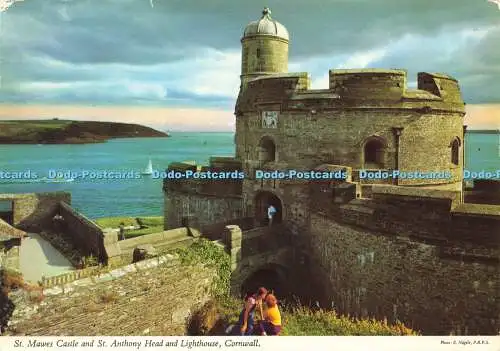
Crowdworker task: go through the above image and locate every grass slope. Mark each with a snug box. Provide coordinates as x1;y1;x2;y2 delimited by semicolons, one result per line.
94;216;164;238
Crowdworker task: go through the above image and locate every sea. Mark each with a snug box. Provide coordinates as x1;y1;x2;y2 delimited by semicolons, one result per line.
0;132;498;219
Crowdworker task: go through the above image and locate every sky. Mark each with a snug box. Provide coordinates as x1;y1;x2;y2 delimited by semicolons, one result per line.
0;0;499;131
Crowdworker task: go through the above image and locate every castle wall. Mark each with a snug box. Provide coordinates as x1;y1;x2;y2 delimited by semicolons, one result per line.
8;254;216;335
242;179;310;236
307;213;498;334
58;202;107;263
0;218;26;239
236;70;465;192
241;36;288;77
304;185;499;335
163;159;244;231
329;69;407;100
397;112;463;187
0;192;71;232
117;228;194;263
239;109;463;187
165;191;243;230
0;245;20;272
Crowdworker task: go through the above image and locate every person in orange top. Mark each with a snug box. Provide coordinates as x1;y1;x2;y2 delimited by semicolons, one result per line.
257;294;282;335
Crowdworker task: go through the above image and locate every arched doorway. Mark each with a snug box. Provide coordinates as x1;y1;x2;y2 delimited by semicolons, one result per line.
363;136;386;169
254;191;282;226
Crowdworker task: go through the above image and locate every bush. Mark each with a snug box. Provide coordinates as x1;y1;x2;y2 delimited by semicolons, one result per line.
281;306;418;336
1;269;45;305
187;301;224;335
175;239;231;299
1;269;25;294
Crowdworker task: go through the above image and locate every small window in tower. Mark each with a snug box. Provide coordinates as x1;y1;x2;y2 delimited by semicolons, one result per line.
259;136;276;163
256;48;261;58
451;137;460;165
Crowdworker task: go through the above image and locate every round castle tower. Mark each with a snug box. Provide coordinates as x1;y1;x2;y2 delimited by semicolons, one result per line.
236;7;466;201
240;8;289;87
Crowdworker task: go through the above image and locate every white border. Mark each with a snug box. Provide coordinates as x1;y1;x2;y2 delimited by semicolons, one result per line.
0;336;498;351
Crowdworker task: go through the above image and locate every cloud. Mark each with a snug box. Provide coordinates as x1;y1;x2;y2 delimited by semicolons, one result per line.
0;0;498;107
307;49;388;89
0;104;236;131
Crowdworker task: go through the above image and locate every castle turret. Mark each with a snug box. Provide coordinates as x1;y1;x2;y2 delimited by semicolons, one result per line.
240;7;289;87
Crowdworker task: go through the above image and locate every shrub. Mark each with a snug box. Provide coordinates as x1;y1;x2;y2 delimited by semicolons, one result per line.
1;269;25;294
175;239;231;299
281;306;418;336
187;300;222;335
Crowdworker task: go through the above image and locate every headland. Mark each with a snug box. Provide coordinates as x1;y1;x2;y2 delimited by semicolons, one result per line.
0;120;169;144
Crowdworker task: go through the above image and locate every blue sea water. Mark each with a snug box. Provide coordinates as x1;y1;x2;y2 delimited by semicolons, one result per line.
464;133;499;173
0;133;235;219
0;132;497;219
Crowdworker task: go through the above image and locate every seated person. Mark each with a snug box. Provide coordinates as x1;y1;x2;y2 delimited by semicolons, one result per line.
237;292;257;335
254;287;269;322
257;294;282;336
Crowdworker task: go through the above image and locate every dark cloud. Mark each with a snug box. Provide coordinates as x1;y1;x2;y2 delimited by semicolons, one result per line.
0;0;498;106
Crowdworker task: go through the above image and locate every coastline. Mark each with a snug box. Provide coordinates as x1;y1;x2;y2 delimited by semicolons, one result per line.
0;120;169;145
0;135;170;145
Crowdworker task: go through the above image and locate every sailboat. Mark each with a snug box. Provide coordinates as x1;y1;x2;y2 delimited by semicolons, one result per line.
141;158;154;175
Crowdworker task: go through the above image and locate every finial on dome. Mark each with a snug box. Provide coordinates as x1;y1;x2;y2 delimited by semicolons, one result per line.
262;7;271;17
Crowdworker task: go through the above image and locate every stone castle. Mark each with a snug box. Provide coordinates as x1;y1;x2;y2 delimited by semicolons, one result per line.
166;7;467;230
0;7;498;336
164;8;499;335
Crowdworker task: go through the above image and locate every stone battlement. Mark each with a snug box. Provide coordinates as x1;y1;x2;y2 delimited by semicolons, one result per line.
7;251;216;336
0;192;71;232
312;183;500;253
163;157;243;197
237;69;465;113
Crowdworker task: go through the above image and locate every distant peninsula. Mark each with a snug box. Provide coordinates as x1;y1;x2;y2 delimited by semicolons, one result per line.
0;119;169;144
466;129;500;134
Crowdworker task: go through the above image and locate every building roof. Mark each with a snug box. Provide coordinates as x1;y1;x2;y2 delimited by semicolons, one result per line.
243;8;289;41
0;218;26;240
0;233;18;242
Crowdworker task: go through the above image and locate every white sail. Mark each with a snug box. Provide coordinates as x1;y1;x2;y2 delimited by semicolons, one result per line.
142;159;153;175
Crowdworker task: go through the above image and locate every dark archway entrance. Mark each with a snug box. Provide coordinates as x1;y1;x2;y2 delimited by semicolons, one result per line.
363;136;386;169
254;191;282;227
240;266;288;300
0;200;14;225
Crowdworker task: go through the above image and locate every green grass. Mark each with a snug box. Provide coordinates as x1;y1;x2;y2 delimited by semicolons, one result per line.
280;306;417;335
180;240;418;336
94;216;164;238
124;227;164;238
94;217;138;228
137;217;164;227
211;296;418;336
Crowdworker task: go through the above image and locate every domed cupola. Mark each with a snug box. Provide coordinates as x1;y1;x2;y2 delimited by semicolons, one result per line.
243;7;289;41
239;8;289;86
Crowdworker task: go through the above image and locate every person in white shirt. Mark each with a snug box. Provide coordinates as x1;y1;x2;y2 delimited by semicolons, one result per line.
267;205;277;226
